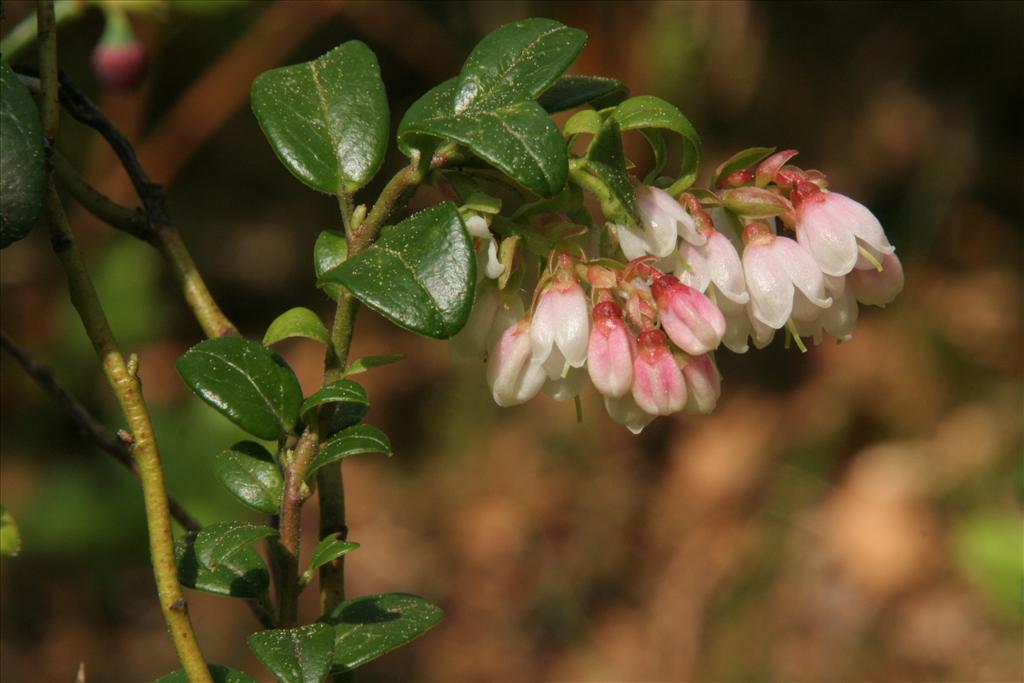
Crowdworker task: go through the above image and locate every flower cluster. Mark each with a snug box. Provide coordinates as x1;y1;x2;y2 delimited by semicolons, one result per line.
452;150;903;433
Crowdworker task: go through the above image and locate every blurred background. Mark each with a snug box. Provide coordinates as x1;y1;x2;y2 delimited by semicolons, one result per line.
1;1;1021;681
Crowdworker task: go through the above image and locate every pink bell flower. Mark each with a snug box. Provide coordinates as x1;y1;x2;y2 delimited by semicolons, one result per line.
794;183;895;277
742;224;832;330
681;354;721;415
530;265;590;370
632;330;686;415
587;301;635;398
487;320;546;407
849;252;904;306
651;275;726;355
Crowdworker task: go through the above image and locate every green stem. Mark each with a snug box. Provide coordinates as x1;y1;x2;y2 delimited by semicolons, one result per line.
52;152;150;239
154;227;238;339
277;427;320;627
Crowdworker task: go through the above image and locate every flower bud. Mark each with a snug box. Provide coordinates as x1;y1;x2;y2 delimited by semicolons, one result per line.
651;275;726;355
681;354;721;415
486;320;545;407
91;12;147;90
587;301;635;398
632;329;686;415
530;258;590;368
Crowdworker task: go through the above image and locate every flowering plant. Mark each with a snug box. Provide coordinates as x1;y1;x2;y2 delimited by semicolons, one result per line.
0;9;901;682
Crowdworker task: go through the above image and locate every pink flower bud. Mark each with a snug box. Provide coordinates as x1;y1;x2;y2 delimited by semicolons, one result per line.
795;186;895;277
587;301;635;398
92;40;147;90
651;275;726;355
681;354;721;415
632;330;686;415
486;320;545;407
530;274;590;369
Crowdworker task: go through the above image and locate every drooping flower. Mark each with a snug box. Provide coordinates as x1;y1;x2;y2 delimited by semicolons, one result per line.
464;214;504;280
794;183;895;277
487;319;546;407
450;281;525;360
632;329;686;415
681;354;721;415
604;394;656;434
530;255;590;370
849;252;904;306
587;301;635;398
651;275;726;355
742;223;832;330
615;186;705;261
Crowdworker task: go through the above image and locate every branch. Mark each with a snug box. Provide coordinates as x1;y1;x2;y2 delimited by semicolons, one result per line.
1;331;201;533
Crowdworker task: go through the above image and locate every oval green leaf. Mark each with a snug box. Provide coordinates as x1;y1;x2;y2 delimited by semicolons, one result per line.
307;425;391;480
214;441;284;514
195;522;277;570
307;534;360;574
153;665;257;683
248;624;335;683
585;119;638;223
0;63;45;249
176;337;303;440
454;18;586;113
251;41;388;194
320;593;444;673
320;202;476;338
314;230;347;302
300;379;368;420
610;95;701;194
263;307;330;347
175;531;270;599
538;75;628;113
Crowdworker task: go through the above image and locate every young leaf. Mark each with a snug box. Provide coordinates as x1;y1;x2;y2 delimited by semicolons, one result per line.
214;442;283;514
320;593;444;673
343;354;404;377
306;425;391;480
300;379;368;420
454;18;586;112
0;506;20;557
307;534;360;574
248;624;335;683
263;307;330;347
538;75;628;113
153;664;257;683
251;41;388;194
195;522;277;570
713;146;776;188
175;532;270;599
585;119;638;222
314;230;347;302
0;63;45;249
610;95;701;194
320;202;476;339
176;337;303;440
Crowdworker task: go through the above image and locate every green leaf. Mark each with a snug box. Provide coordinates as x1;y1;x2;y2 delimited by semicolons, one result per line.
538;75;628;113
176;337;303;440
610;95;701;194
251;41;388;194
300;379;368;422
0;63;45;249
264;307;330;347
307;534;360;574
585;119;638;222
153;665;257;683
343;354;404;377
563;109;602;138
307;425;391;480
314;230;348;302
320;202;476;339
248;624;335;683
639;129;667;184
0;506;21;557
454;18;586;113
213;441;284;514
175;532;270;598
195;521;277;570
321;593;444;673
402;98;568;197
712;146;775;188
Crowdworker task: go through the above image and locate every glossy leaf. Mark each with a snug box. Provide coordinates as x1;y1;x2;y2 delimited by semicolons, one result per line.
343;354;404;376
213;441;284;514
153;665;257;683
263;307;330;347
175;532;270;599
0;63;45;249
321;593;444;673
563;109;602;138
0;506;20;557
454;18;586;112
306;425;392;480
402;97;568;197
538;75;628;113
195;522;277;570
610;95;701;194
713;146;775;188
251;41;388;193
314;230;348;301
320;202;476;339
248;624;335;683
585;119;638;223
300;379;368;420
307;534;360;573
176;337;303;440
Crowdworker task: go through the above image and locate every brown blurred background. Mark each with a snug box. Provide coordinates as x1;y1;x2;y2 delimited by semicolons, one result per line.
1;2;1021;681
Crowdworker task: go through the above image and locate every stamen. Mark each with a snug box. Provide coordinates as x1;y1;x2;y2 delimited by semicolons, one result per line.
561;361;571;379
858;246;884;272
786;319;808;353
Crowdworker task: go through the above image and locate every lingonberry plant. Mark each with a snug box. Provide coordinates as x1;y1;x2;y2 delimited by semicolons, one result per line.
0;6;903;682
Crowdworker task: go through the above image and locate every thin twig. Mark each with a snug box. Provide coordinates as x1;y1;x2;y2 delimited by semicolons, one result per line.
1;331;202;533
